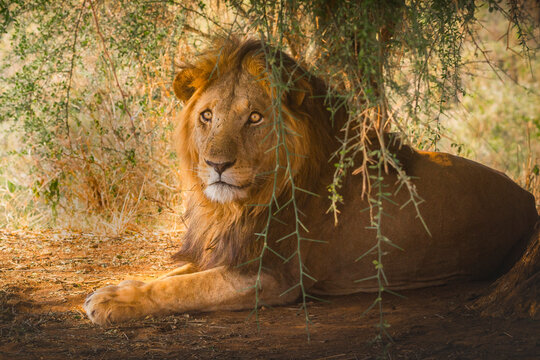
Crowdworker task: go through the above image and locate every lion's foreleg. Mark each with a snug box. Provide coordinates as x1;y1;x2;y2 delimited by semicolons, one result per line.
84;266;291;325
157;262;199;280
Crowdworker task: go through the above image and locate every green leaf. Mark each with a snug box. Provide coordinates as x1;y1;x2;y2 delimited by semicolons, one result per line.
7;181;16;193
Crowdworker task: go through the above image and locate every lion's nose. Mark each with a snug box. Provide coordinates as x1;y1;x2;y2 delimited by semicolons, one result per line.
205;159;236;175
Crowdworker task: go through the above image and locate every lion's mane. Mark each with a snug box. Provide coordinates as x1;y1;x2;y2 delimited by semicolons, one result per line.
172;38;337;271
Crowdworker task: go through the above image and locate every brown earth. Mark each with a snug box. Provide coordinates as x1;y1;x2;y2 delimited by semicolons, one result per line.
0;229;538;360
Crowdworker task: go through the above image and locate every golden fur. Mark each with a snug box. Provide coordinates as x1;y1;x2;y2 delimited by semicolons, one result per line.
83;38;538;326
172;38;334;270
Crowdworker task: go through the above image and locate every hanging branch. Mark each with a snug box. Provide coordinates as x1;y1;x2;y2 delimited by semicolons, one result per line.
65;0;88;150
89;0;136;136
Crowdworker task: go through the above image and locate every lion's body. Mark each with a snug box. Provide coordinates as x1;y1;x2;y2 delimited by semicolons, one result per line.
307;149;537;294
84;38;538;325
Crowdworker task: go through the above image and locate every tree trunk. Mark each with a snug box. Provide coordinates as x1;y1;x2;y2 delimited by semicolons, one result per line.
473;223;540;319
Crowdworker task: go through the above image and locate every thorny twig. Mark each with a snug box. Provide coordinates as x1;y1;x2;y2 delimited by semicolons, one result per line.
65;0;88;149
90;0;136;137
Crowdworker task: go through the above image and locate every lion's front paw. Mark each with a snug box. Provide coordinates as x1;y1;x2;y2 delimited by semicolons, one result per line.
84;280;151;325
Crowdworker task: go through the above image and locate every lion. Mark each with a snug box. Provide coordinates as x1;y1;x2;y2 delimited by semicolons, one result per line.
84;38;538;325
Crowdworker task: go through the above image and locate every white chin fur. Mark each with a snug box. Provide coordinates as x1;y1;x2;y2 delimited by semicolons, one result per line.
204;184;246;203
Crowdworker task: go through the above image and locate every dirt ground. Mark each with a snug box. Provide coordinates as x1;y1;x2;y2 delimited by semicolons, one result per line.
0;229;538;360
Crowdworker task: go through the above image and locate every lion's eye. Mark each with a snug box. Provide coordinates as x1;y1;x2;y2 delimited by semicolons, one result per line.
200;110;213;123
248;111;263;125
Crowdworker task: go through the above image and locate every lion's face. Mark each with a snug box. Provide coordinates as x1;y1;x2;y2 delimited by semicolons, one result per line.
183;71;274;203
173;39;326;207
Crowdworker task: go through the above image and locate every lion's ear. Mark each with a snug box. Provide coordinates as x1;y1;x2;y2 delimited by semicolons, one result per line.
288;77;311;107
289;89;306;107
173;68;198;102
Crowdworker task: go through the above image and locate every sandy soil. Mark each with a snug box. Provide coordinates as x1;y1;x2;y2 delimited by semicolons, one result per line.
0;229;538;359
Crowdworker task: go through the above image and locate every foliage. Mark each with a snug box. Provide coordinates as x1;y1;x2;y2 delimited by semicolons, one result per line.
0;0;186;231
0;0;538;349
